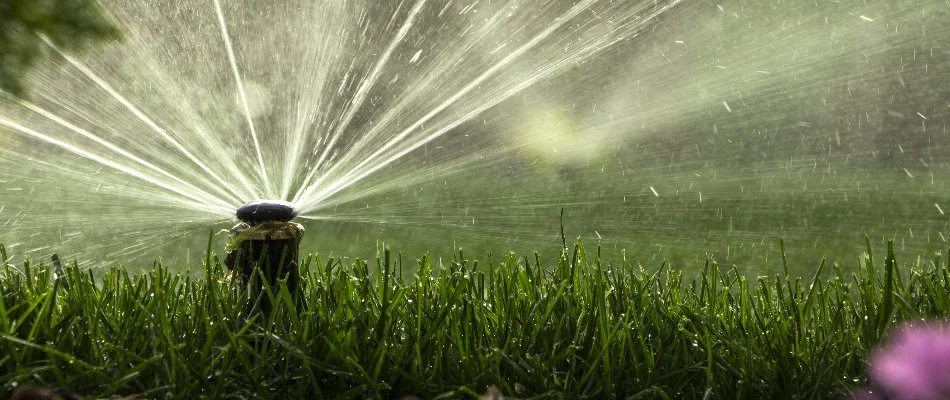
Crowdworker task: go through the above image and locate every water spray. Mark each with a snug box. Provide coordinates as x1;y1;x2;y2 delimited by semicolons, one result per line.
225;200;304;309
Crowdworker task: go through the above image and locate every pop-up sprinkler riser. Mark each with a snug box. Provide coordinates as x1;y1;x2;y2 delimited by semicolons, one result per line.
225;200;304;309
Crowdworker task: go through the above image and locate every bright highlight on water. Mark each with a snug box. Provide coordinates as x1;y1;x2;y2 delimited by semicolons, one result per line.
0;0;947;270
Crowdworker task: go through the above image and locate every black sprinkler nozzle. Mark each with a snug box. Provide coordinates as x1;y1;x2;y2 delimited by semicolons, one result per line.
236;200;297;224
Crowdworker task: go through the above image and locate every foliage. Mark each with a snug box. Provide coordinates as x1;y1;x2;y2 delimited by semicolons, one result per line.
0;0;120;96
0;240;948;399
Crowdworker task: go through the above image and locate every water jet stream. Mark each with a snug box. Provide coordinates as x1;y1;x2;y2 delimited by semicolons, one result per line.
16;99;240;207
212;0;273;199
52;45;253;205
292;0;683;213
292;0;429;201
0;117;232;214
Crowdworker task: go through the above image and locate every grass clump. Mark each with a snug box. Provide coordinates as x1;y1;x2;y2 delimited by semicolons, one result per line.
0;240;948;399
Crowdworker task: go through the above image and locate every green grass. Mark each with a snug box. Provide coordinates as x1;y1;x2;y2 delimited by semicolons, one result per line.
0;239;948;399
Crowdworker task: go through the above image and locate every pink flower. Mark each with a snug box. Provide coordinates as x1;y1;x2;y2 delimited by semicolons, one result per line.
865;322;950;400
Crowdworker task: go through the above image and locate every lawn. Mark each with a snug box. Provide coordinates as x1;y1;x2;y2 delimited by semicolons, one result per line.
1;239;946;399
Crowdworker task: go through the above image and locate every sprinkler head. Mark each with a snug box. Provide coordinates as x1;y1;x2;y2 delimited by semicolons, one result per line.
236;200;297;224
227;199;305;313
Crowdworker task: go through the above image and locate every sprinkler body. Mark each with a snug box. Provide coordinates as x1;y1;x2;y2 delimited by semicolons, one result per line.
225;200;304;311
